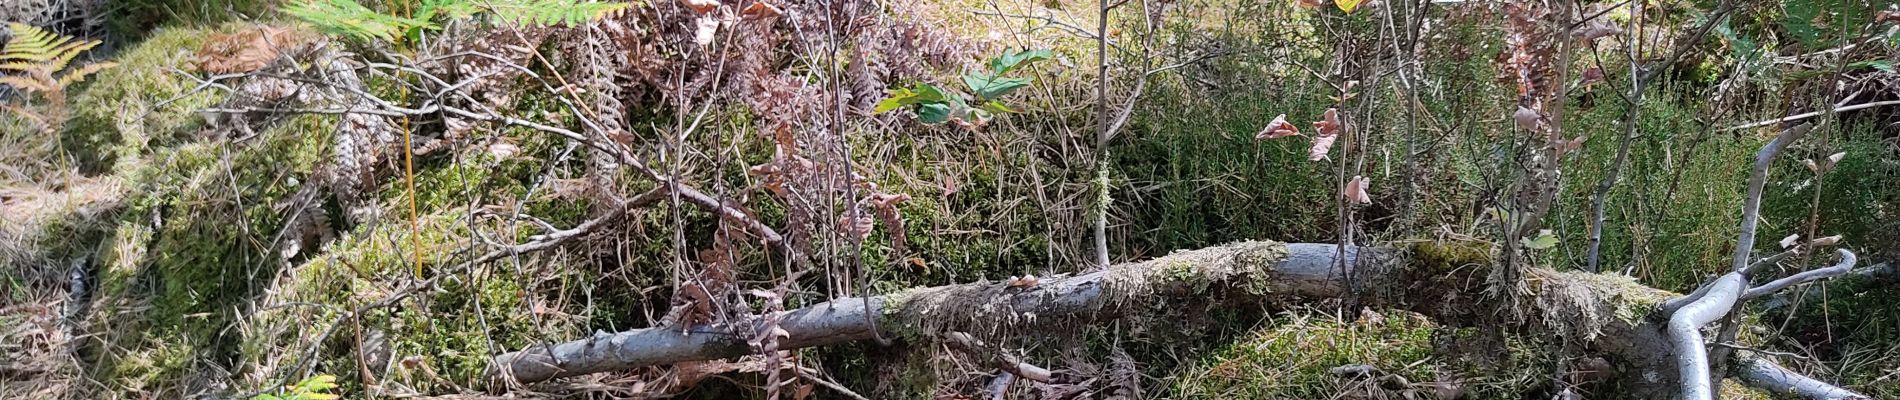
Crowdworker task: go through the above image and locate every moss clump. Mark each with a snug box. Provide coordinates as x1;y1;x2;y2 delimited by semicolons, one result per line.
1409;240;1493;274
1170;309;1504;399
64;23;265;175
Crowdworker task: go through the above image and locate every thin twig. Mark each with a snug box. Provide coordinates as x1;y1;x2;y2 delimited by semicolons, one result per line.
1722;100;1900;131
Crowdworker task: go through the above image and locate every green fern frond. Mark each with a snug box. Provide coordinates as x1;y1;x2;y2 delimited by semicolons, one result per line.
479;0;631;27
285;0;428;42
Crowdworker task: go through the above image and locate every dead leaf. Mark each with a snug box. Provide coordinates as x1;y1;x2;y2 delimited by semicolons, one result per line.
694;15;720;47
741;1;783;18
1344;176;1371;205
1514;106;1541;130
194;26;304;74
1312;108;1342;136
681;0;721;13
869;192;911;208
486;141;519;159
1255;113;1300;140
839;214;874;240
1296;0;1327;8
1308;134;1337;161
1812;151;1847;173
907;257;928;271
1554;135;1585;156
1334;0;1363;14
1308;108;1342;161
1579;67;1605;86
1007;274;1040;289
1574;23;1622;42
793;382;815;400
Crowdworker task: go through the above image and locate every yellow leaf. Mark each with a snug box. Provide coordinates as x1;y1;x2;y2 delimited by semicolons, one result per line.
1335;0;1362;13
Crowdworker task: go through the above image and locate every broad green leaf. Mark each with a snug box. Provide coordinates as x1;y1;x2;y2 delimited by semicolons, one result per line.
916;103;953;124
989;48;1053;74
1782;0;1822;46
873;84;949;113
873;97;907;113
873;88;917;113
1520;229;1559;250
963;74;1033;101
967;108;993;123
1335;0;1363;13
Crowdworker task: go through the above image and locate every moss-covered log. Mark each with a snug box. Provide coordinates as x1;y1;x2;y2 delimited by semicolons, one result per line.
486;240;1863;398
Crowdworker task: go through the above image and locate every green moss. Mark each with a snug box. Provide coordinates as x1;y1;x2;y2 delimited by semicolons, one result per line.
107;0;274;41
1169;309;1489;399
1410;240;1493;274
83;103;329;395
64;24;263;175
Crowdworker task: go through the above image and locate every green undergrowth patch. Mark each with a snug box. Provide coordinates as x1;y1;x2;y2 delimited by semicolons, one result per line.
1774;282;1900;398
107;0;276;42
61;22;325;397
1550;85;1760;291
65;23;260;176
84;112;325;397
1166;308;1539;399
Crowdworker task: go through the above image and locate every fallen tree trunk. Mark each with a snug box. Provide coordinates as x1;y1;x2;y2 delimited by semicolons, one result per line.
486;241;1864;398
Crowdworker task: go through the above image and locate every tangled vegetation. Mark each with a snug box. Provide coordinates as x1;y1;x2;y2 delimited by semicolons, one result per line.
2;0;1898;398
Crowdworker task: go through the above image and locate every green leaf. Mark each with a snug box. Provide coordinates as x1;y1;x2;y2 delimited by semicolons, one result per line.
286;0;422;42
873;84;949;113
963;73;1033;101
873;97;908;113
979;101;1018;114
873;88;917;113
1520;229;1559;250
1782;0;1823;46
988;48;1052;74
1850;59;1896;73
916;103;953;124
1335;0;1363;13
302;375;338;391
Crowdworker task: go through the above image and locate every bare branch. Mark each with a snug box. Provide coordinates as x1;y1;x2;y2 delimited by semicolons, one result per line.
1723;100;1900;132
1733;354;1868;400
1731;123;1812;273
1666;272;1747;400
943;332;1053;383
1744;249;1857;300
